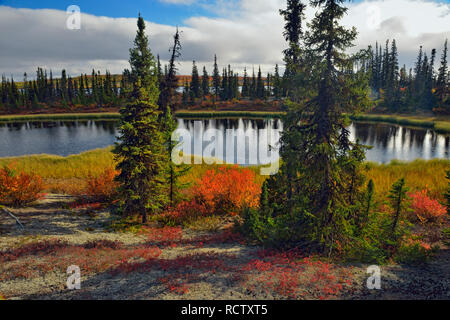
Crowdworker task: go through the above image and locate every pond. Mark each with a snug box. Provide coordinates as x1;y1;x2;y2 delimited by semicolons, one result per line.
0;118;448;164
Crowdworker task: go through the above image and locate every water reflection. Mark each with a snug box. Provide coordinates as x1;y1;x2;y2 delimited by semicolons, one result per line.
350;122;449;163
0;119;448;163
0;120;118;157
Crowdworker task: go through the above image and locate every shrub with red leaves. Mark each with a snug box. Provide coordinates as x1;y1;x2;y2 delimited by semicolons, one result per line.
162;166;261;223
0;164;45;207
409;187;446;223
84;167;119;202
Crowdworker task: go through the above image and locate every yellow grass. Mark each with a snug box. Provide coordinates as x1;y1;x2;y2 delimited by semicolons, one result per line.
364;159;450;199
0;147;448;198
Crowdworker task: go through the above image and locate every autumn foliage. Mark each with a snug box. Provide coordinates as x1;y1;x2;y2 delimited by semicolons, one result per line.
84;167;119;202
0;164;45;207
163;166;260;223
409;187;446;223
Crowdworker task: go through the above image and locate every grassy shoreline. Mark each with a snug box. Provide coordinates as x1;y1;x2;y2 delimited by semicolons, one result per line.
0;147;448;198
1;111;449;133
350;114;450;134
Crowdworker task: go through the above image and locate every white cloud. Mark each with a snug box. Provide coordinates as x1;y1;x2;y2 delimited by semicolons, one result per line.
0;0;448;79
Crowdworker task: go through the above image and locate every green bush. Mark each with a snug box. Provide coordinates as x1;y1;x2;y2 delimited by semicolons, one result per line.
394;243;434;265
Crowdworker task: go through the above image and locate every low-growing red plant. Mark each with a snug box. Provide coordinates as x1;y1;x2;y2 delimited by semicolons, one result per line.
143;226;183;245
409;187;446;223
238;249;353;300
0;239;162;282
0;164;45;207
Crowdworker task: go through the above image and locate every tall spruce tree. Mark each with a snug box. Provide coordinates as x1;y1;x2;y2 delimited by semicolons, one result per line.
261;0;371;249
201;66;209;98
159;27;181;110
242;67;249;98
280;0;306;77
436;39;448;111
190;60;201;99
212;55;221;99
256;66;265;99
113;14;167;223
163;106;191;207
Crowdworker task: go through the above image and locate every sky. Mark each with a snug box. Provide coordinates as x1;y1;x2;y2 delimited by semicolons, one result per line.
0;0;449;79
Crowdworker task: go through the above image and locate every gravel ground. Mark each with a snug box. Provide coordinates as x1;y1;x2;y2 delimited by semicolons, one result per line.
0;195;449;300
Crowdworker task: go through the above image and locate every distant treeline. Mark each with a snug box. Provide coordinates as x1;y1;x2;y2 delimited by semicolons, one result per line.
362;39;449;113
0;39;448;114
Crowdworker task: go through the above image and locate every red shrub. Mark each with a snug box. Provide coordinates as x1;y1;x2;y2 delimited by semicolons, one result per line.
163;167;260;223
409;187;446;223
192;166;260;216
0;164;45;207
84;167;119;202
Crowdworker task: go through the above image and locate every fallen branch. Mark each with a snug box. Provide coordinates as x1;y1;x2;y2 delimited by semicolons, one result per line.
0;206;25;230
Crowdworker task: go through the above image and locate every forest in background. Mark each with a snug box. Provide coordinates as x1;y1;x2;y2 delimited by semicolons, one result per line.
0;39;448;115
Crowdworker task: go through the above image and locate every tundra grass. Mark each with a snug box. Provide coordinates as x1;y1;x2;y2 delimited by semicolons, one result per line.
0;147;448;198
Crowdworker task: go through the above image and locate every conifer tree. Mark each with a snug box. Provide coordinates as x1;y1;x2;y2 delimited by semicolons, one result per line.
261;0;371;249
201;66;209;98
280;0;306;78
388;178;409;235
212;55;221;99
163;106;191;207
273;64;281;99
256;66;264;99
436;39;448;110
159;27;181;110
242;67;249;98
113;14;167;223
190;60;201;99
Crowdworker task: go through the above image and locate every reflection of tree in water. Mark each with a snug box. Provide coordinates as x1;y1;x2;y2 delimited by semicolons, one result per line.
353;123;397;149
408;128;426;150
445;137;450;157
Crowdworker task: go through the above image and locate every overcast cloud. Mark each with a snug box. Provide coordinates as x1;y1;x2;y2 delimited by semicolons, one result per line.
0;0;449;79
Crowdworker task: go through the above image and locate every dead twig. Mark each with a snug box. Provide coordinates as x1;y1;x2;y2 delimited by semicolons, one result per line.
0;206;25;230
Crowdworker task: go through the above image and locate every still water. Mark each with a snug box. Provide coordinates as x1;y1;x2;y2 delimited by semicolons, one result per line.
0;119;448;163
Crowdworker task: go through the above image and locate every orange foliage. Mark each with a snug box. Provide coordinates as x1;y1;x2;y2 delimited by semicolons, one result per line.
0;164;45;207
192;166;260;216
409;187;446;224
84;167;119;202
163;166;260;223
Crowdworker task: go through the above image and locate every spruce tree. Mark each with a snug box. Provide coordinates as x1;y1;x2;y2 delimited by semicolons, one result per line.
262;0;371;249
273;64;281;99
280;0;306;77
159;27;181;110
201;66;209;98
242;67;249;98
256;66;264;99
212;55;221;99
113;14;167;223
388;178;409;235
164;106;191;207
190;60;201;99
436;39;448;110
